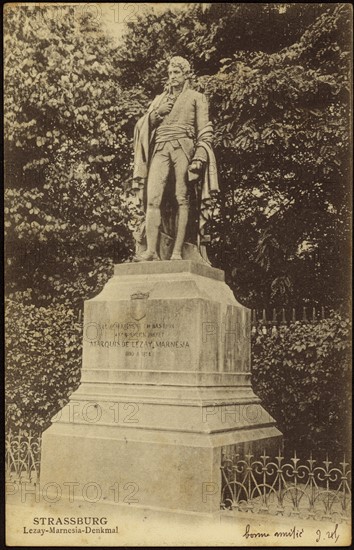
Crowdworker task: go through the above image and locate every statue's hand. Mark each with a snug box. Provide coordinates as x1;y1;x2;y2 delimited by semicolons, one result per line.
156;100;173;117
189;159;203;173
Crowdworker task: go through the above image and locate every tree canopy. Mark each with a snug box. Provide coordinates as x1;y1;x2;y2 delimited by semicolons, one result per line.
116;2;351;309
4;5;142;307
5;3;351;310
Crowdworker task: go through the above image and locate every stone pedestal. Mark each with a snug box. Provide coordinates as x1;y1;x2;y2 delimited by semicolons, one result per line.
41;261;281;515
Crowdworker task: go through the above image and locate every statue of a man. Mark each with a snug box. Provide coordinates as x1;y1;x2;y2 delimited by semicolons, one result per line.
131;56;219;262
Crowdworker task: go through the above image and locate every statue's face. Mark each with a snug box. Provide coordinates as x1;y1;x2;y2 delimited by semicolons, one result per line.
168;65;187;88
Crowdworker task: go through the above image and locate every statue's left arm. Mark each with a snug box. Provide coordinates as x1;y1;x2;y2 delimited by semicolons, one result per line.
192;93;213;165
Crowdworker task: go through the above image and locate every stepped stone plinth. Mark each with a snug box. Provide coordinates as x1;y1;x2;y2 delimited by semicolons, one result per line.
41;261;281;515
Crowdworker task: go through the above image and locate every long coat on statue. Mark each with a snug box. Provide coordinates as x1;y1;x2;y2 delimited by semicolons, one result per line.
130;80;219;263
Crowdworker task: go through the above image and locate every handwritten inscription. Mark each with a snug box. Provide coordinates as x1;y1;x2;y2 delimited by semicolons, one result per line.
243;523;341;544
243;523;304;539
316;524;340;543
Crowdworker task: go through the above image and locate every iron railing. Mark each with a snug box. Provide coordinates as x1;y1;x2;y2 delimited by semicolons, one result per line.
221;451;351;522
250;306;331;335
5;430;41;484
251;306;328;326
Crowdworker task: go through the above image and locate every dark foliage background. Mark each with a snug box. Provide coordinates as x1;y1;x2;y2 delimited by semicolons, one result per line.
252;312;351;458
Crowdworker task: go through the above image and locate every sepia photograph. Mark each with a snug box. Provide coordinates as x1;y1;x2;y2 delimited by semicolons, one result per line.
4;2;352;546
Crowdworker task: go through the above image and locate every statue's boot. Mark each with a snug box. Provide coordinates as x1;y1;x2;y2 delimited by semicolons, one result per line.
133;250;160;262
133;206;161;262
171;205;189;260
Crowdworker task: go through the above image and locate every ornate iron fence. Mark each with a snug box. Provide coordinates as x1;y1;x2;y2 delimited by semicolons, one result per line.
5;430;41;484
221;451;351;522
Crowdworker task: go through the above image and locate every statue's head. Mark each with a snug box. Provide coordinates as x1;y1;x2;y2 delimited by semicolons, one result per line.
168;56;191;88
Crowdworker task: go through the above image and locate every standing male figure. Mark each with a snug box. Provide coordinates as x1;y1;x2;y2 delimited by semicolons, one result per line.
132;56;218;262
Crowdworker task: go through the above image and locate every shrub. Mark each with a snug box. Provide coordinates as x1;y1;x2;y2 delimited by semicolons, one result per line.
5;293;82;433
251;311;351;457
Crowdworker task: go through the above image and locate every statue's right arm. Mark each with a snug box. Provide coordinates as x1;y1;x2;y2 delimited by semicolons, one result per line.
149;109;162;128
148;95;164;128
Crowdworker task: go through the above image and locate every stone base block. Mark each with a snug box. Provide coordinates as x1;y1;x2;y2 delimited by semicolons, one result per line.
40;422;281;514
